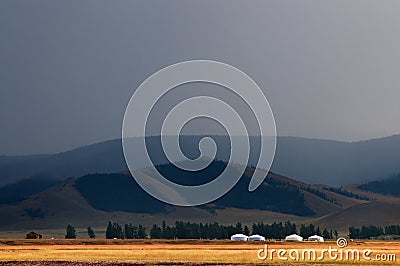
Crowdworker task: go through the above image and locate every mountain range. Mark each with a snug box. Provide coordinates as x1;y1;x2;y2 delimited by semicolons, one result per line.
0;135;400;237
1;135;400;186
0;160;400;236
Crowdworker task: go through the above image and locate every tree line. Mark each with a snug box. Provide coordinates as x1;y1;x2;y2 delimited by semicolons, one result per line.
323;187;370;201
64;222;148;239
64;221;339;239
150;221;248;239
149;221;337;240
349;224;400;239
106;222;147;239
64;222;400;240
358;173;400;197
252;221;338;240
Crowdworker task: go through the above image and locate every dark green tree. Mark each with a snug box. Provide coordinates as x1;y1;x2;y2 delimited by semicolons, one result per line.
105;221;124;239
65;224;76;239
114;223;124;239
300;224;307;238
124;223;137;239
243;225;250;236
150;224;162;239
385;225;400;235
235;222;243;234
175;221;185;239
163;225;175;239
189;222;200;239
309;224;315;236
322;228;330;239
333;230;338;239
137;225;147;239
87;226;95;238
349;226;360;239
283;221;297;235
300;223;316;238
106;221;114;239
161;221;167;238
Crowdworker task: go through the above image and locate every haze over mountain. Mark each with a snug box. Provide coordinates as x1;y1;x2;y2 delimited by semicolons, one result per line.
0;135;400;186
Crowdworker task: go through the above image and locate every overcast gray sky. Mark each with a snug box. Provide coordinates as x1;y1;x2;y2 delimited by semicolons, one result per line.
1;0;400;155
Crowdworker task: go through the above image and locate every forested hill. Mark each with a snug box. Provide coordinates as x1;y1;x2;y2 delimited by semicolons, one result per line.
358;173;400;197
74;161;314;216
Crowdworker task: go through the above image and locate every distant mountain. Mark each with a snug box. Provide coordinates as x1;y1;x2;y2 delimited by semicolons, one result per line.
0;154;49;166
273;135;400;185
358;173;400;197
1;134;400;186
0;139;126;186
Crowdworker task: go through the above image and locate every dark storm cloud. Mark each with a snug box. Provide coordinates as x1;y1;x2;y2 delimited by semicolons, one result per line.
0;0;399;155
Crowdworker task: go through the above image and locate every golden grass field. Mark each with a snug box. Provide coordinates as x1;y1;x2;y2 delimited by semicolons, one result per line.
0;239;399;265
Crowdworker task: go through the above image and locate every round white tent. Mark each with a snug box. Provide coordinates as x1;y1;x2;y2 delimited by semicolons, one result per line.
285;234;303;242
230;234;248;241
308;235;324;242
248;234;266;241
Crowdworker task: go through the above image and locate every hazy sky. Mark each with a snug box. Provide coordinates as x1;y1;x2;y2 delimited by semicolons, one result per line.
1;0;400;155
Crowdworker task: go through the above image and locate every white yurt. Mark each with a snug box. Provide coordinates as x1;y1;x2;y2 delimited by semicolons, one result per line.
248;234;266;241
308;235;324;242
230;234;248;241
285;234;303;242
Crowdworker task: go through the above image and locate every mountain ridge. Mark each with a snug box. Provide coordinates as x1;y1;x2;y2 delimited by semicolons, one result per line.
1;158;400;235
1;135;400;186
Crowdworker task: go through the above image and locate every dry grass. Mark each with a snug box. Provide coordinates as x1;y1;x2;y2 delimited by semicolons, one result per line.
0;239;398;264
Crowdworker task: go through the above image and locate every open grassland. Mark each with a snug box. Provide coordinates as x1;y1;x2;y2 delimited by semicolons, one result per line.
0;239;399;265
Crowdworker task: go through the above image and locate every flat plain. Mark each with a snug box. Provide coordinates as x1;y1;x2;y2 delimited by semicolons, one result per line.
0;239;399;265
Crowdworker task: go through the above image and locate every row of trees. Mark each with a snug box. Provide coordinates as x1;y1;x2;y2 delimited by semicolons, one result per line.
65;222;148;239
252;221;296;239
65;221;339;240
300;224;338;240
62;222;400;240
150;221;247;239
105;222;147;239
252;221;338;240
148;221;338;240
64;222;400;240
349;225;400;239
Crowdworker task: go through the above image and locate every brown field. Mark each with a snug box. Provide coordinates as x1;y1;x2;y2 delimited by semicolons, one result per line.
0;239;399;265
